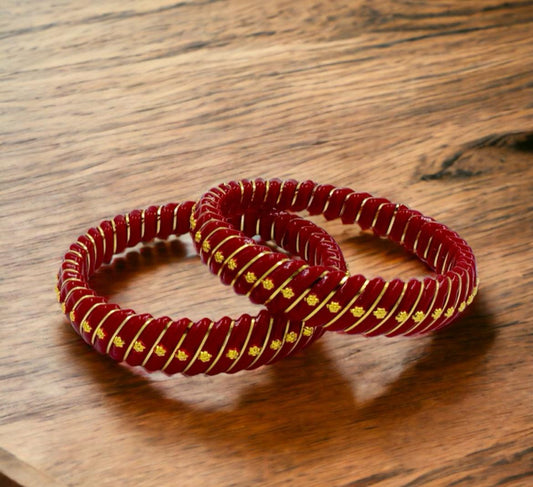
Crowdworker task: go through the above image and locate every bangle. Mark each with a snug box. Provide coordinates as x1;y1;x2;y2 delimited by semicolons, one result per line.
56;203;347;376
192;179;478;336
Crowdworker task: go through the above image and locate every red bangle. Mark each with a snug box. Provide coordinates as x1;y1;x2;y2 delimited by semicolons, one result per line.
192;179;479;336
56;203;347;376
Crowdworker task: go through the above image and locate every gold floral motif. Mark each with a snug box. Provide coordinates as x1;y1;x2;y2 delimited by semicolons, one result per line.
113;336;125;348
55;286;61;301
189;209;196;229
214;251;224;263
202;240;211;253
458;301;466;312
69;311;76;322
305;294;319;306
81;321;92;333
262;279;274;290
194;231;202;243
245;272;257;284
303;326;313;336
431;308;443;320
350;306;365;318
467;294;474;305
395;311;409;323
281;287;295;299
444;307;455;318
227;258;237;270
327;301;341;313
61;302;66;313
248;346;261;357
412;311;426;323
176;350;189;361
286;331;298;343
269;339;282;350
199;350;212;362
226;349;239;360
373;307;387;319
96;328;106;339
133;341;145;353
154;344;166;357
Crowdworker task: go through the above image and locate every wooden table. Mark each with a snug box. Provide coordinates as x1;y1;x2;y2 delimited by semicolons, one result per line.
2;1;532;486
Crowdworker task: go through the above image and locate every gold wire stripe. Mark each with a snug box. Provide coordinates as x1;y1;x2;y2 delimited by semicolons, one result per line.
123;317;154;362
161;321;194;371
85;232;98;271
62;258;81;268
67;248;84;260
264;180;271;202
111;218;117;255
246;258;290;297
76;240;92;276
422;234;434;262
248;316;274;369
156;205;162;237
385;204;401;237
105;314;135;355
230;251;267;286
364;281;410;335
275;181;285;206
338;191;356;221
303;238;310;262
63;285;89;305
371;202;387;230
301;275;348;322
417;275;454;334
354;197;372;224
432;242;444;272
59;277;84;292
344;281;391;333
321;187;338;215
140;209;146;240
78;302;107;335
383;280;425;336
412;228;423;256
399;214;417;246
182;322;215;374
238;180;245;205
441;251;451;274
266;319;291;364
202;227;237;264
172;204;180;234
125;213;131;245
141;318;174;367
204;320;236;374
403;279;442;335
283;270;329;313
70;294;96;315
322;279;370;329
98;226;106;261
226;318;255;373
269;218;277;242
216;241;252;277
290;182;302;208
90;308;120;345
263;265;309;305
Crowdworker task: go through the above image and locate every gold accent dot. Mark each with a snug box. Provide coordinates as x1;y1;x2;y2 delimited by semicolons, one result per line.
412;311;426;323
214;251;224;263
202;240;211;253
445;307;455;318
303;326;313;337
286;331;298;343
133;341;146;353
431;308;443;320
395;311;408;323
113;336;125;348
248;346;261;357
281;287;295;299
373;307;387;319
245;272;257;283
270;340;282;350
262;279;274;290
227;258;237;270
458;301;466;312
226;349;239;360
305;294;319;306
194;231;202;243
176;350;189;361
96;328;106;339
81;321;92;333
350;306;365;318
199;350;212;362
154;344;166;357
327;301;341;313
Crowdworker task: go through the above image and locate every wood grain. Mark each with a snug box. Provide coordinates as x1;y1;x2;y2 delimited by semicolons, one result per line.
1;1;532;486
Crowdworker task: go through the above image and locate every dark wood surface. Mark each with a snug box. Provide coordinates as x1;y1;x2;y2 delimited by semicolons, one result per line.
1;1;532;486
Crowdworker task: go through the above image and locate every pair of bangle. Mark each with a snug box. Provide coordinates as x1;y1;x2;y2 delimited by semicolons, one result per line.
57;179;478;376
